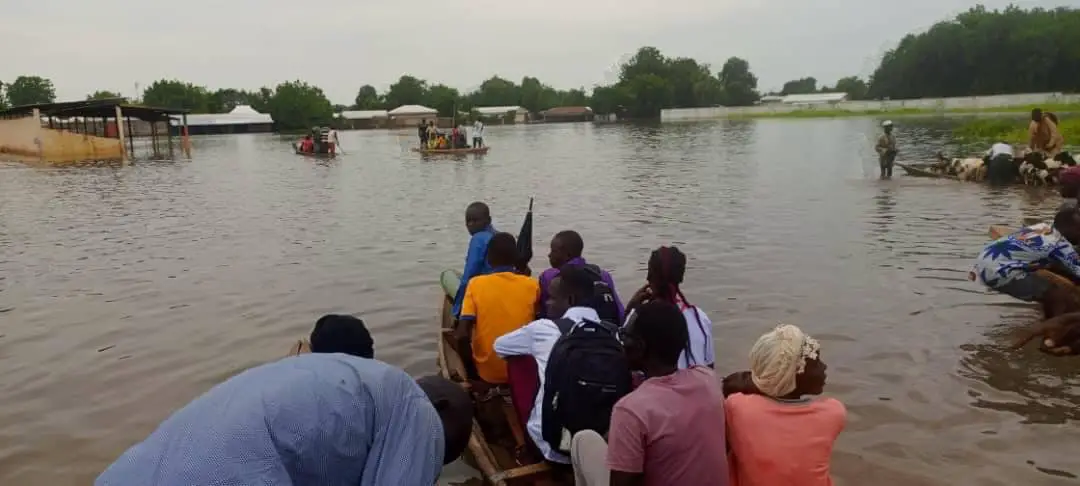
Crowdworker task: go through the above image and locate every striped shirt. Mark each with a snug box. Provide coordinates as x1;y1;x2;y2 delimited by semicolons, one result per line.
96;354;444;486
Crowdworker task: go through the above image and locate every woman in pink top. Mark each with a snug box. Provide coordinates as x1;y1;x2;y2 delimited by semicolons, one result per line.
723;324;846;486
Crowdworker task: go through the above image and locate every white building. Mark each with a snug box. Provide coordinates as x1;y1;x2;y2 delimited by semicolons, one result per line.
473;105;528;124
337;110;389;129
170;105;274;135
387;105;439;127
781;92;849;105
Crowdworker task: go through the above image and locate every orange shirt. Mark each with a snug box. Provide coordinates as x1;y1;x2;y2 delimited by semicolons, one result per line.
461;271;539;383
725;393;846;486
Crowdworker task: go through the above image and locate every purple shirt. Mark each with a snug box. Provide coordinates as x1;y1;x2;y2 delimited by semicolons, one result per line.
537;257;624;322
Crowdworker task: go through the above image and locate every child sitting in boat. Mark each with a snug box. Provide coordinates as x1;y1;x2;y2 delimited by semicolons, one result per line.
297;135;314;153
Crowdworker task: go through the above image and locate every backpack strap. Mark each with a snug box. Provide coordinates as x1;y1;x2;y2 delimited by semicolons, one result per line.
554;317;577;335
580;318;619;335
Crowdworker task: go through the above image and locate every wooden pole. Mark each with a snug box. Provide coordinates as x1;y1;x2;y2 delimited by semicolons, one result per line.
115;105;127;164
166;119;174;157
181;113;191;157
125;116;135;158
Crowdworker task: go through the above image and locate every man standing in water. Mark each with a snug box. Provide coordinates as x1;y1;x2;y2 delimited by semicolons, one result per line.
1029;108;1064;158
875;120;898;179
473;119;485;148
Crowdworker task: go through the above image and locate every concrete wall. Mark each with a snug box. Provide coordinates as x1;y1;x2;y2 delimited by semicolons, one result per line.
661;92;1080;122
0;114;123;162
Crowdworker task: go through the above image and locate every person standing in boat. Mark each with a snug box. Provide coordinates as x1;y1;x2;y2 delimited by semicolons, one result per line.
426;121;439;149
455;232;539;386
971;207;1080;317
473;119;485;148
983;141;1017;186
418;119;428;148
452;202;496;319
95;354;473;486
875;120;898;179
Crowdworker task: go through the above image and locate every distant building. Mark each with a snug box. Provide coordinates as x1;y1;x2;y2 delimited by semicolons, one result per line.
388;105;438;128
473;106;528;124
338;110;388;129
173;105;274;135
758;95;785;104
781;92;849;105
538;106;594;123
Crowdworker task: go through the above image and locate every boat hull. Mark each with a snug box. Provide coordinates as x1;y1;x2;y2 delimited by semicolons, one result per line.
413;146;490;155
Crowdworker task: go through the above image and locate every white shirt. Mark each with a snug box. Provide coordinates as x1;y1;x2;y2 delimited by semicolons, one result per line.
473;121;484;138
987;142;1013;158
624;300;715;369
493;306;599;464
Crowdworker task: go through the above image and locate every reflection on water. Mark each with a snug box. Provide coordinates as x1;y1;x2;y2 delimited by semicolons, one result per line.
1;119;1078;486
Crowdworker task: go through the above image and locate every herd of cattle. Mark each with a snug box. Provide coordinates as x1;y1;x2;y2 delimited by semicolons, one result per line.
930;151;1077;185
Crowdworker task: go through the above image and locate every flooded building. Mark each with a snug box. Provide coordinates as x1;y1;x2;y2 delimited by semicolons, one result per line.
781;92;849;105
473;106;529;124
387;105;438;128
175;105;274;135
0;98;189;163
538;106;594;123
338;110;389;130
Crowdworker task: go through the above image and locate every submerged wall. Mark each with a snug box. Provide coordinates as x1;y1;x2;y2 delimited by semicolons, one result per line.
0;115;123;162
661;92;1080;122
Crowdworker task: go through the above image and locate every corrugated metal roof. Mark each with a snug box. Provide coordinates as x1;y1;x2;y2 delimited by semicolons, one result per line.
782;92;848;104
338;110;388;120
542;106;593;116
388;105;437;115
474;106;526;115
170;106;273;126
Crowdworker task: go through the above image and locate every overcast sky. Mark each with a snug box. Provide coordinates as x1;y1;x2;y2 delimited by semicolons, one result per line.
0;0;1066;104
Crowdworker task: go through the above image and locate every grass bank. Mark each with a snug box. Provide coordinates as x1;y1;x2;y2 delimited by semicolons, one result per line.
953;116;1080;144
727;102;1080;120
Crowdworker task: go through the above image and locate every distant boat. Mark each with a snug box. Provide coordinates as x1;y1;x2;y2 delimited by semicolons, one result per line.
412;146;490;155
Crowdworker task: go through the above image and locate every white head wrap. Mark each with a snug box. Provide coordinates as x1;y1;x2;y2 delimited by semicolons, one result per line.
749;324;821;398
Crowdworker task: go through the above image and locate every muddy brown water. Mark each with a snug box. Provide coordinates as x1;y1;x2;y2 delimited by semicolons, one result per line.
1;120;1077;485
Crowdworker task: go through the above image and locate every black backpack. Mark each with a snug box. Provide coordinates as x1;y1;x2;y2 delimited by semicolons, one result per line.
541;316;632;452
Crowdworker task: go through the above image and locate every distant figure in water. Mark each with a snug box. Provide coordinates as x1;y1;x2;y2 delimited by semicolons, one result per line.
875;120;898;179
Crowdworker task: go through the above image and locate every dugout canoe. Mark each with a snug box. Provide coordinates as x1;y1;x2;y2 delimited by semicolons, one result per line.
413;146;491;155
294;148;335;158
896;162;959;180
437;269;560;486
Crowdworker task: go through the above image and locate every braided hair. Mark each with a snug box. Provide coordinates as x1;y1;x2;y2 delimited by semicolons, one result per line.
646;246;706;366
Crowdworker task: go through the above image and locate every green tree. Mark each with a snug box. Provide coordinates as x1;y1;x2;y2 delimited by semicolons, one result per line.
248;87;273;114
717;57;759;106
424;84;461;117
206;88;254;113
868;6;1080;98
832;76;868;100
353;84;382;109
780;77;817;95
471;76;521;107
6;75;56;106
560;88;590;107
143;80;210;112
0;82;7;110
266;81;333;131
589;85;632;115
384;75;428;108
87;90;123;101
519;76;559;112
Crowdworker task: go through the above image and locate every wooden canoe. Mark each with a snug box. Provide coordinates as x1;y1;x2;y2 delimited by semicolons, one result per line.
896;162;958;180
413;146;491;155
437;269;560;486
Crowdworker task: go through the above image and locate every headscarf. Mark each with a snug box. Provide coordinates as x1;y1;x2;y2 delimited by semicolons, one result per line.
749;324;821;398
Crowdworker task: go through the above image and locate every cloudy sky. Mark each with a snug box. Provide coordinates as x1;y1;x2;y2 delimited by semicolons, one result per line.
0;0;1064;104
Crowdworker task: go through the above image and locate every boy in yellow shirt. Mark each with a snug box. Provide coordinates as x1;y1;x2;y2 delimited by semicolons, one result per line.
456;232;539;384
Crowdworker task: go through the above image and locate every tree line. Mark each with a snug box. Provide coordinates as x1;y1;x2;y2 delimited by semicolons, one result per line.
2;5;1076;122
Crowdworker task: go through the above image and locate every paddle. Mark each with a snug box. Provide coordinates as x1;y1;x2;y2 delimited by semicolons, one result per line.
516;197;534;276
333;131;346;155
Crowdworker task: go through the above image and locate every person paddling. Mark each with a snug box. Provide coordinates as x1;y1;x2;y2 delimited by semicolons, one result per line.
875;120;898;179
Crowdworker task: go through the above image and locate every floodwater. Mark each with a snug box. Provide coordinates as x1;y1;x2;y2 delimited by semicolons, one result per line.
1;119;1078;486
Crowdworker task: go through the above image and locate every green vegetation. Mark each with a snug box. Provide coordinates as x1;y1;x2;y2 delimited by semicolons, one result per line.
953;116;1080;144
3;5;1078;126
